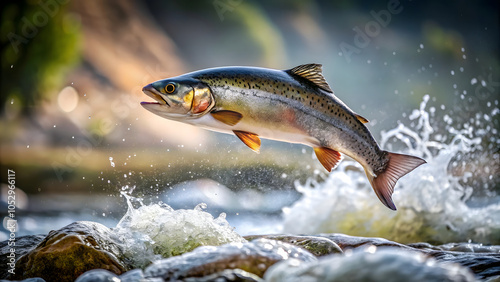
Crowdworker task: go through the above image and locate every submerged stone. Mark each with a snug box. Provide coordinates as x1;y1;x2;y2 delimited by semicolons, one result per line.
144;238;317;280
265;247;477;282
10;221;128;281
245;235;342;256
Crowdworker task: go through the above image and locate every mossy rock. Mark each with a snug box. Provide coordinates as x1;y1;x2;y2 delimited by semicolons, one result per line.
10;221;128;282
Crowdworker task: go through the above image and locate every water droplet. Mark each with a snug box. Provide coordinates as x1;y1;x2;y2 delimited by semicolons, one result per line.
450;70;455;75
27;145;30;148
10;65;13;68
471;78;477;85
419;43;424;49
109;157;115;167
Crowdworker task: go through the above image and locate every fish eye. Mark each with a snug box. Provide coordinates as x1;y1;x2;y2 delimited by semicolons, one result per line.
165;83;176;94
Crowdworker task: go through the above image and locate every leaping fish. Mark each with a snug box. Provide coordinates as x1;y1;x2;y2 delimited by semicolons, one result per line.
141;64;426;210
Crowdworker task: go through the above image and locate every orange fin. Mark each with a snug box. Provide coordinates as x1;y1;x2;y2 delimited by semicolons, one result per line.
211;110;243;126
355;114;369;123
286;64;333;93
233;131;261;153
314;147;343;172
366;152;426;210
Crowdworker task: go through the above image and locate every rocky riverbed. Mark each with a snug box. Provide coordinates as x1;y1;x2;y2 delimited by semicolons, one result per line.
1;218;499;281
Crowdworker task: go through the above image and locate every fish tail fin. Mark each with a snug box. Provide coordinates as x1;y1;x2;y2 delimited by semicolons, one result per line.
365;152;426;210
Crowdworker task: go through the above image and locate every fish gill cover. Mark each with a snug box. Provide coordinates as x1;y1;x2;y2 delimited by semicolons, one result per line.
282;95;500;244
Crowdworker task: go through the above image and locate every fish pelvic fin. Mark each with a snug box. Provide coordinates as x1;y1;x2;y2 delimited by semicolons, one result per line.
286;64;333;93
366;152;426;210
314;147;343;172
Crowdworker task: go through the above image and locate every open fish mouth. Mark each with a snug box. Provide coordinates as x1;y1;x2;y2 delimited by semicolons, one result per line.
141;84;169;106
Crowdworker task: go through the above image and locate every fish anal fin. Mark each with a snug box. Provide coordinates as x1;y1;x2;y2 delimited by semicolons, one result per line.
314;147;342;172
355;114;369;123
233;130;261;153
287;64;333;93
211;110;243;126
366;152;426;210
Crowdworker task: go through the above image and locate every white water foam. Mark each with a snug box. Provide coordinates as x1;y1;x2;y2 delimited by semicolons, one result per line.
113;188;245;268
282;95;500;244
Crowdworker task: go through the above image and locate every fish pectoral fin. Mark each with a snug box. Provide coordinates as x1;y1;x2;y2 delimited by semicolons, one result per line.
211;110;243;126
355;114;369;123
233;131;261;153
314;147;343;172
286;64;333;93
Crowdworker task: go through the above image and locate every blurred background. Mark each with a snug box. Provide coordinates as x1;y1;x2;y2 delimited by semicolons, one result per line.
0;0;498;237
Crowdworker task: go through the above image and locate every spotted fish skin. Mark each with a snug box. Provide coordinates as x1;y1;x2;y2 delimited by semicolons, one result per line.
141;64;426;210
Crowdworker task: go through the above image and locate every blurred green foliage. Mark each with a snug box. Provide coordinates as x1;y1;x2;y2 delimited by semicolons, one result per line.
0;0;81;115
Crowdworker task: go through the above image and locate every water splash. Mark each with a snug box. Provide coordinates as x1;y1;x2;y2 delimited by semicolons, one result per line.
113;189;246;268
282;95;500;244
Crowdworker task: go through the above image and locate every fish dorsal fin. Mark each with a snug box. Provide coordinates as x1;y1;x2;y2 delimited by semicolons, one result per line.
211;110;243;126
287;64;333;93
355;114;369;123
233;130;261;153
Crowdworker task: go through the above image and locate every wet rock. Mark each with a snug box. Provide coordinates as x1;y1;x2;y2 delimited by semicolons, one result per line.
75;269;120;282
119;269;145;282
0;278;46;282
184;269;265;282
265;247;477;282
319;233;500;280
11;221;129;282
431;251;500;280
0;234;45;279
245;235;342;256
144;238;317;280
319;233;411;250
